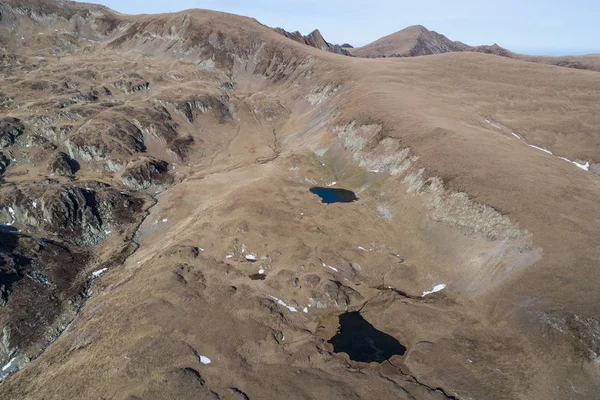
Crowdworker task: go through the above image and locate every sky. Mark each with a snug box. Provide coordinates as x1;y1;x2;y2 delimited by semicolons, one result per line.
93;0;600;55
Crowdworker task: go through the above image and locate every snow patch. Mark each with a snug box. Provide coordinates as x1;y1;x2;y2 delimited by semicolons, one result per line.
269;296;298;313
573;161;590;171
92;268;108;278
8;207;15;224
1;357;16;372
484;119;503;130
161;218;168;223
245;253;257;261
528;145;553;155
258;269;265;274
322;263;338;272
422;283;446;297
199;355;211;364
326;181;336;187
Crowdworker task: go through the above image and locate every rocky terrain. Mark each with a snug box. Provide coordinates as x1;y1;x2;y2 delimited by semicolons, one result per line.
0;0;599;399
351;24;600;72
274;28;350;56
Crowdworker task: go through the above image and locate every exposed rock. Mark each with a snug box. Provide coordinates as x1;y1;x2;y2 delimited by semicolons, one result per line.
120;157;172;191
48;152;79;177
0;230;90;371
0;152;9;176
274;28;350;56
65;117;145;169
112;73;150;94
590;163;600;176
166;95;233;123
0;184;145;246
309;280;364;310
167;367;205;388
0;118;24;148
168;136;195;160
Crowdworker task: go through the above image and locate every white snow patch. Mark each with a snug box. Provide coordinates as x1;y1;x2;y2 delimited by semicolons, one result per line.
2;357;16;371
558;157;590;171
573;161;590;171
510;132;521;139
368;169;380;173
528;145;553;155
92;268;108;278
225;253;234;259
422;283;447;297
199;355;211;365
258;269;265;274
31;200;37;208
326;181;336;187
241;244;246;253
322;263;338;272
161;218;168;223
198;248;205;252
357;246;369;251
245;253;257;261
269;296;298;313
303;307;308;313
1;207;16;226
484;119;503;130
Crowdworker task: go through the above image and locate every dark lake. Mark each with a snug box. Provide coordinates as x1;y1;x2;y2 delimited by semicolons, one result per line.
328;311;406;363
310;187;358;204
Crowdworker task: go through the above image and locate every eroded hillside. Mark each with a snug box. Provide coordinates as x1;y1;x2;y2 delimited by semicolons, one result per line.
0;1;600;399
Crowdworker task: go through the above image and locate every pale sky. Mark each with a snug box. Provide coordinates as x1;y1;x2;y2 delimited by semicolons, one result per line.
93;0;600;55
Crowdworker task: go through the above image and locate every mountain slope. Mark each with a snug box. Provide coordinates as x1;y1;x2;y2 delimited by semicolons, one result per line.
0;1;600;399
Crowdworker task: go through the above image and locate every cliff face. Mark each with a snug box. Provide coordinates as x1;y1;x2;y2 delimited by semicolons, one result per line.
274;28;351;56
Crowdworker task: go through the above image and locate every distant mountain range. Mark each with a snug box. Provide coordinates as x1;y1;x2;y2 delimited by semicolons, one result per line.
275;24;600;72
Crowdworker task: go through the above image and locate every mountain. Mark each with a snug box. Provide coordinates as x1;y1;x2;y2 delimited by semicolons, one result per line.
352;25;600;72
1;1;600;399
274;28;350;55
350;25;470;57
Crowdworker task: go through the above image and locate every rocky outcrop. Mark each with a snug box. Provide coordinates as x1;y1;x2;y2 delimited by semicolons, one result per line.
165;95;233;124
112;73;150;94
65;117;145;170
471;43;514;57
0;153;9;176
0;118;24;148
0;230;90;375
0;183;145;246
48;152;79;177
121;158;172;191
274;28;350;56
